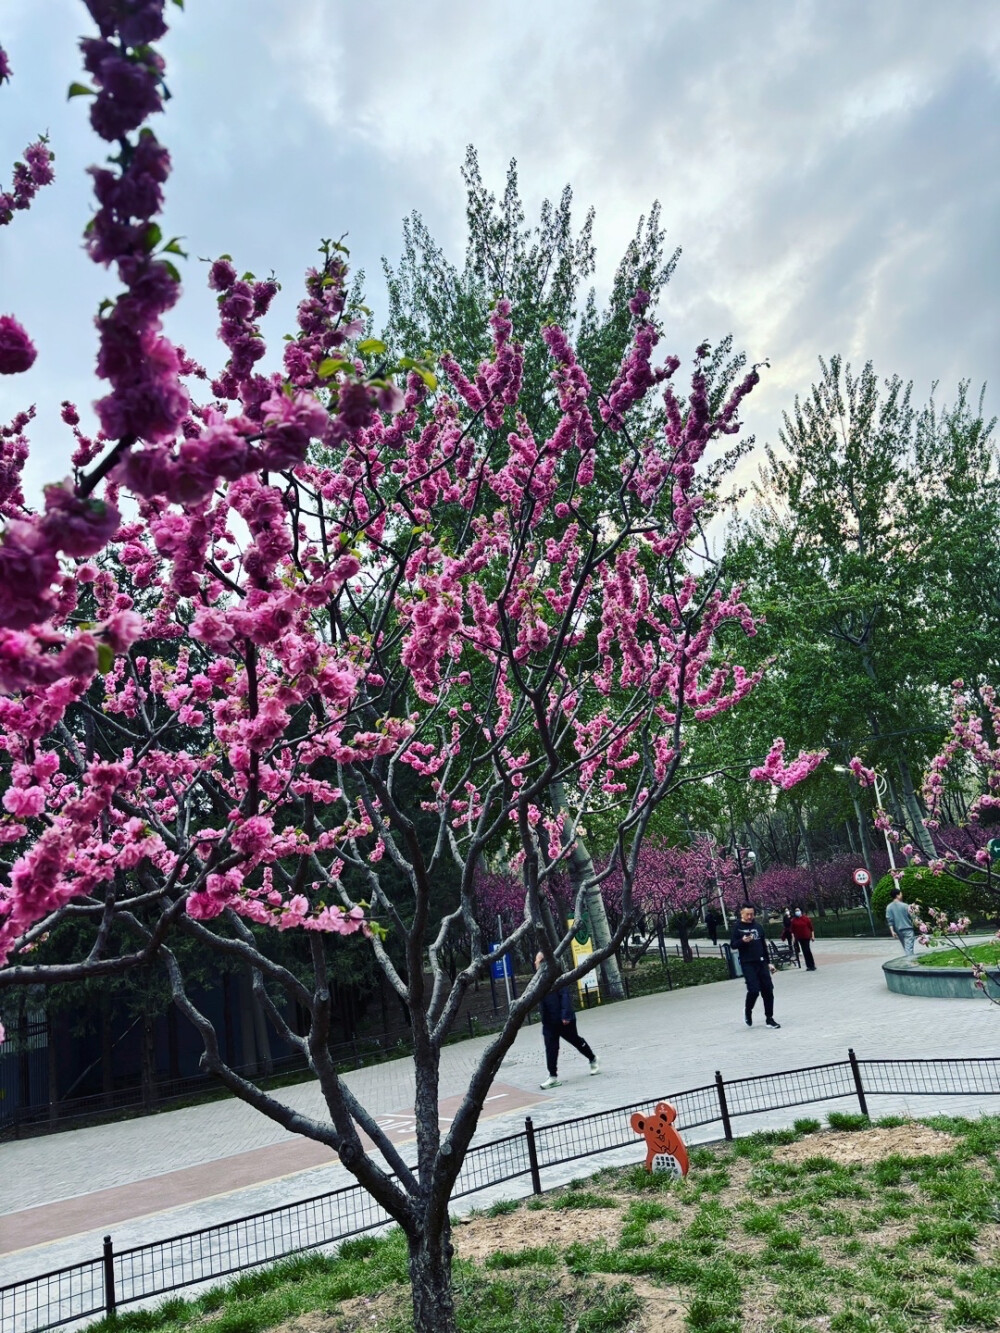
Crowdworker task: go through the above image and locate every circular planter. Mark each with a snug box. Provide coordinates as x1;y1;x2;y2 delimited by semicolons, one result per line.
882;954;990;999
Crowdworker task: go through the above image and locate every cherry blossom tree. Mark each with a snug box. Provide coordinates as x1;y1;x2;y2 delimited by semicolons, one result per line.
0;5;821;1328
852;687;999;909
602;837;743;960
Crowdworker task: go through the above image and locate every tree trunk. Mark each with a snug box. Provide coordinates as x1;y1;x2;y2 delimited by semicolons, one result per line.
101;993;114;1106
795;808;824;916
550;782;625;998
674;915;693;963
222;972;237;1065
408;1226;457;1333
239;966;259;1076
252;979;273;1077
47;1013;58;1123
140;1012;156;1112
167;1003;180;1081
897;757;936;858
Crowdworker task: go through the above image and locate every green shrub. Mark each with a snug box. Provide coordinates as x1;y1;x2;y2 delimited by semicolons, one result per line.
871;864;990;924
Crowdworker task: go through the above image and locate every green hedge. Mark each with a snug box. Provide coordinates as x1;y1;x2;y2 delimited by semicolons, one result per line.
871;865;989;922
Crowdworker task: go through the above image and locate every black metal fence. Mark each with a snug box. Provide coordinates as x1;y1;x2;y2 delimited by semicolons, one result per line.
3;1050;998;1333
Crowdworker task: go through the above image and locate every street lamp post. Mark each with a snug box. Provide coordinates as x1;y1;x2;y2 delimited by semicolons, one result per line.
872;771;899;877
834;763;895;935
734;845;756;904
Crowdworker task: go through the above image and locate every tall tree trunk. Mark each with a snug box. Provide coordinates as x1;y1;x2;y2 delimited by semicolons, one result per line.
884;771;907;830
222;972;236;1065
140;1012;156;1112
252;979;273;1077
550;782;625;999
167;1003;180;1081
897;757;936;858
47;1013;58;1123
239;966;259;1076
673;914;693;963
101;993;114;1106
407;1225;457;1333
845;820;858;855
795;808;824;916
17;994;30;1111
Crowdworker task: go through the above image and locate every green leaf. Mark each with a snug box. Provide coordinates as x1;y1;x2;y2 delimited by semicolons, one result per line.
96;643;115;675
414;366;438;392
143;222;163;253
358;338;387;357
171;0;185;8
162;260;182;285
162;237;188;257
67;82;95;99
317;357;352;379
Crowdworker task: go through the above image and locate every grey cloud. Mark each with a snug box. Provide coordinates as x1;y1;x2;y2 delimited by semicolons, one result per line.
0;0;996;498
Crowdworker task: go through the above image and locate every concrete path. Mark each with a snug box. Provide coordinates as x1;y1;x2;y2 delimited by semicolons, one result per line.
2;936;998;1295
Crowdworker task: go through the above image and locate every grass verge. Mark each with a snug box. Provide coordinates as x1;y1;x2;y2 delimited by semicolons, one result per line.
79;1114;1000;1333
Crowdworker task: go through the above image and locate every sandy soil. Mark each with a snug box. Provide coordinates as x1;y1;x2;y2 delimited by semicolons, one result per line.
773;1122;958;1166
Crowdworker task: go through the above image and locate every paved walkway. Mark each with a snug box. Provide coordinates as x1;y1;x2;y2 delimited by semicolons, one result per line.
2;936;998;1292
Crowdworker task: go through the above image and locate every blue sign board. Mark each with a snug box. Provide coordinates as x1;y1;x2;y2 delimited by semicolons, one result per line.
490;946;514;981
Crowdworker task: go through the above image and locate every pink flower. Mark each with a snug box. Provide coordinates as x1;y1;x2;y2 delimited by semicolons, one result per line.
41;481;120;557
0;316;37;374
3;785;45;818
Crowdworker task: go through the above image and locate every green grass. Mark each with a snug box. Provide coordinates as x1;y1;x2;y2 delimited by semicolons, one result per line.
79;1115;1000;1333
624;954;730;997
549;1190;617;1210
917;940;1000;967
828;1111;871;1131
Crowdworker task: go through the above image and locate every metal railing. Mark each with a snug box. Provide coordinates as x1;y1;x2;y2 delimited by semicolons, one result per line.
3;1049;998;1333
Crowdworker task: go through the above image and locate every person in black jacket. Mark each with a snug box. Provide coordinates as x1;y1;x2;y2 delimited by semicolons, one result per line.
730;906;780;1028
534;952;600;1088
704;907;720;946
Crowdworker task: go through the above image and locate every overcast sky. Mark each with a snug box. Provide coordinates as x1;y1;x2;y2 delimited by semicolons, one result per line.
2;0;997;504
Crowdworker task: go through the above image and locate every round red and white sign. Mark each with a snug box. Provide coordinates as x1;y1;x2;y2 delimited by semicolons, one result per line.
852;868;871;886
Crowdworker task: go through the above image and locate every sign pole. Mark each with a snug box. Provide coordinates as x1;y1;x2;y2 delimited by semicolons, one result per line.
853;868;876;936
498;914;513;1009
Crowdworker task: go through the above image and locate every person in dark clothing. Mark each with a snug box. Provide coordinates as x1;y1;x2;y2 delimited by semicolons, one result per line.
730;906;780;1028
788;907;816;970
534;951;600;1088
704;907;720;946
780;907;800;963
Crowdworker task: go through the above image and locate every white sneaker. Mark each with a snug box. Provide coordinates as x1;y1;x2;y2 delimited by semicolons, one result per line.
540;1075;560;1089
589;1059;601;1076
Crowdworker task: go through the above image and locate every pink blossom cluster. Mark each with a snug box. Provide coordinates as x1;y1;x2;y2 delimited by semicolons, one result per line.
0;43;55;377
750;738;827;790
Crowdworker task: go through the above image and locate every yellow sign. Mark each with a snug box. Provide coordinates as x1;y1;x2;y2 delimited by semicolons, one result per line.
568;918;601;1004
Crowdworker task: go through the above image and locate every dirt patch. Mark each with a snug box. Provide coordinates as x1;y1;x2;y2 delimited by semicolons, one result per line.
282;1289;408;1332
773;1123;958;1167
453;1202;621;1263
625;1277;687;1332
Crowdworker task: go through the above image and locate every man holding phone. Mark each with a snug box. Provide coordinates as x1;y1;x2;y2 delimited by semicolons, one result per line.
730;905;780;1028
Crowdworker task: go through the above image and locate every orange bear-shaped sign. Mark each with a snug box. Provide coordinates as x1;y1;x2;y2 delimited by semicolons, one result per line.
630;1101;689;1177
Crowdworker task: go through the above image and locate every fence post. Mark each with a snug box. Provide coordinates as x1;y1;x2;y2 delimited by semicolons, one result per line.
103;1234;116;1318
524;1116;542;1194
847;1048;869;1118
714;1070;733;1141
